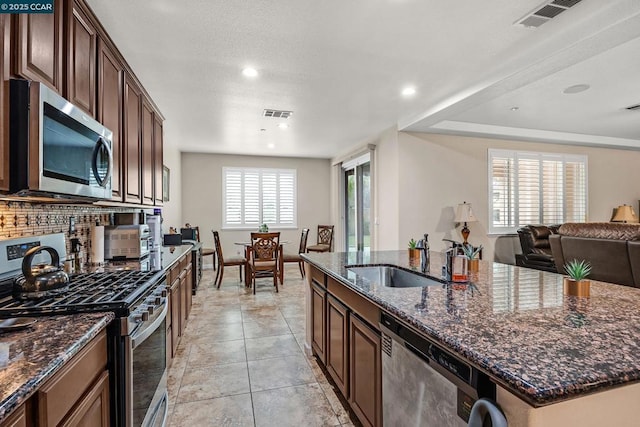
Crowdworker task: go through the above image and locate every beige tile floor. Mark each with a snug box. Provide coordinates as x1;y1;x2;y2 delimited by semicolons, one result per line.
167;266;356;427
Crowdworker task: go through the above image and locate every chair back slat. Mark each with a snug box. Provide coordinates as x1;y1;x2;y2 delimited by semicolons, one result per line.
317;225;334;247
250;232;280;261
212;230;225;263
298;228;310;254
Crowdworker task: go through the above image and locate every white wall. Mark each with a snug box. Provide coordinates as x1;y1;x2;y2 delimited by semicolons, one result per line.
181;153;331;262
159;121;183;232
373;126;400;250
375;131;640;262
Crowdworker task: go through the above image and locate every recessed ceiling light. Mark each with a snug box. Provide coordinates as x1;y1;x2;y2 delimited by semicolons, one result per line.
563;84;590;94
402;87;416;97
267;143;275;149
277;123;289;129
242;67;258;78
510;106;519;111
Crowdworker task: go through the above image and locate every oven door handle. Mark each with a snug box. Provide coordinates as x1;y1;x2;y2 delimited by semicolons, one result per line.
131;300;167;349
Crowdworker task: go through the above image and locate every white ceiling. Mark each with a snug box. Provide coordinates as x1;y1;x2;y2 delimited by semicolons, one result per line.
85;0;640;159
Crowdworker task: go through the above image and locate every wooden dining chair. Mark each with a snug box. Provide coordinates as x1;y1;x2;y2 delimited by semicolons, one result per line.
212;230;246;289
283;228;309;278
307;225;334;253
248;232;280;294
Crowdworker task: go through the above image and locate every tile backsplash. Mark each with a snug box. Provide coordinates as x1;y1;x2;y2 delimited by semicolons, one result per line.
0;200;139;259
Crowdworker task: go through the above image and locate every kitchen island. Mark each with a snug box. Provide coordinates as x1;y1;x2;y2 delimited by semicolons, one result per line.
302;250;640;427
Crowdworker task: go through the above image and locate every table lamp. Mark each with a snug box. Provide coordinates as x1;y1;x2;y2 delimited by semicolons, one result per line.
611;204;637;223
454;201;478;245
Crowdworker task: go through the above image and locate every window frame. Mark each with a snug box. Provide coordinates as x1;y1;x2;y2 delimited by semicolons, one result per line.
487;148;588;235
222;167;298;230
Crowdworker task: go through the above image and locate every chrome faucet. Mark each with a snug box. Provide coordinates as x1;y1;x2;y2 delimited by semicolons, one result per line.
417;233;430;273
442;247;456;282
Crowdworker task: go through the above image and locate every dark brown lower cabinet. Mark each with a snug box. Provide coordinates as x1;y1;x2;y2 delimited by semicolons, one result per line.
170;277;180;357
0;404;27;427
327;295;349;396
62;370;110;427
308;265;383;427
349;315;382;427
311;281;326;363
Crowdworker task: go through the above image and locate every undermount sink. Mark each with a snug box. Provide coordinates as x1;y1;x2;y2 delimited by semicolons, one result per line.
347;265;446;288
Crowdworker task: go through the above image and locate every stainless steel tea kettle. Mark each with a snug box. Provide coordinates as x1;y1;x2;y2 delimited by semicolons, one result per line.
13;246;70;299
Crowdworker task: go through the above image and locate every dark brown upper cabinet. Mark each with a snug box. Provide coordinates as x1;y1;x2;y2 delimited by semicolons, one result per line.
97;37;123;201
141;98;154;206
123;73;142;204
0;16;9;191
16;0;64;93
66;0;97;117
153;115;164;206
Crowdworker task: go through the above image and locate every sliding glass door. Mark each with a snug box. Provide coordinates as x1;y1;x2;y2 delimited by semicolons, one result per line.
344;155;371;253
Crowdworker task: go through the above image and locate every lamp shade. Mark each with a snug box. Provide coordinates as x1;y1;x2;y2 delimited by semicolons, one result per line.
454;202;477;223
612;205;637;223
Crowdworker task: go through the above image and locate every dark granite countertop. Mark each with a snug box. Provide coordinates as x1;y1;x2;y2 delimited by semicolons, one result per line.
0;312;114;422
301;250;640;407
86;244;195;274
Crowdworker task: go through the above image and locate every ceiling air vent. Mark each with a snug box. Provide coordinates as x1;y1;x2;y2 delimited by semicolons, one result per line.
263;109;293;119
515;0;583;28
625;104;640;111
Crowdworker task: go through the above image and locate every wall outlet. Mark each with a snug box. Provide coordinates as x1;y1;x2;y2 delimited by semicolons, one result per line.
69;216;76;234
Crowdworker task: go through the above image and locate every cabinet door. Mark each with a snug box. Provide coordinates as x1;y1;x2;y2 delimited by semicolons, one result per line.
185;263;193;312
153;115;163;205
311;281;326;364
123;73;142;204
349;315;382;427
141;99;154;205
66;1;96;117
327;295;349;396
16;0;63;93
0;403;27;427
97;38;123;201
61;371;110;427
0;15;9;191
170;279;180;357
179;270;188;334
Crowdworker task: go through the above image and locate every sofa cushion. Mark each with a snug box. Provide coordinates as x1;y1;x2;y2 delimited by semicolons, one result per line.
559;222;640;241
552;235;635;287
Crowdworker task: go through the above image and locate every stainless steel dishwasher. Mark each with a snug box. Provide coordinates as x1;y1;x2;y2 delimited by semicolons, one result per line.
380;313;507;427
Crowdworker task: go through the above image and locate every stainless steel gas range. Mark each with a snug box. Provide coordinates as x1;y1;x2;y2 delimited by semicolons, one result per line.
0;233;168;427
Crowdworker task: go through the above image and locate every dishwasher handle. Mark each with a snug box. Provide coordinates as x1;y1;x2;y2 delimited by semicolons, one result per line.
467;398;508;427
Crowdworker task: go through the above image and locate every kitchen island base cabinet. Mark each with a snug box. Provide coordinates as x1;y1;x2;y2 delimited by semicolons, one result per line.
307;265;382;427
311;281;326;364
327;295;349;397
497;382;640;427
349;315;381;427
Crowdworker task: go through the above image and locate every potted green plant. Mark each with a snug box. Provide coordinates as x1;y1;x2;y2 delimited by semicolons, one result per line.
461;244;483;272
563;259;592;297
408;239;420;266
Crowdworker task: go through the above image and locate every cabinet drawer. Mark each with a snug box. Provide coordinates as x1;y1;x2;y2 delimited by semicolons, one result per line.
38;331;107;427
327;277;380;330
0;403;27;427
310;266;326;287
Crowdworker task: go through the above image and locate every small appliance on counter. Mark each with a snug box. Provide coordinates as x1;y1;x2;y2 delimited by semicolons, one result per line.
104;224;150;260
147;213;163;249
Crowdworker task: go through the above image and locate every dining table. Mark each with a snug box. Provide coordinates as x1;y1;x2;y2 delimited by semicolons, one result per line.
234;241;290;287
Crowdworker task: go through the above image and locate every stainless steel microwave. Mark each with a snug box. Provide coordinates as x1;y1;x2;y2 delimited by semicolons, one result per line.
9;79;113;200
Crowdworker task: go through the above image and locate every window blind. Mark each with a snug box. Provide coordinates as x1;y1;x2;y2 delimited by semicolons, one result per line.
223;167;297;229
488;149;587;233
